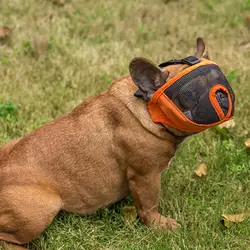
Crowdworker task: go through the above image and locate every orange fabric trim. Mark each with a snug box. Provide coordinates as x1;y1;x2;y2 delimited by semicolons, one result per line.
225;89;233;119
209;85;226;120
148;96;234;133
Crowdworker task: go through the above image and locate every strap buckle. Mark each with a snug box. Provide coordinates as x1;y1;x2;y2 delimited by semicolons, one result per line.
181;56;200;65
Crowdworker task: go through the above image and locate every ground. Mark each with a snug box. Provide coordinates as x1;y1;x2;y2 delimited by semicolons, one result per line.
1;0;250;249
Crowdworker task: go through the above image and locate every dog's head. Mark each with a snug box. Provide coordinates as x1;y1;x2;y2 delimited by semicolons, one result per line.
129;38;235;137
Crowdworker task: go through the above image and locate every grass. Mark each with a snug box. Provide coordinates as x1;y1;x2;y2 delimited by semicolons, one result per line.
1;0;250;249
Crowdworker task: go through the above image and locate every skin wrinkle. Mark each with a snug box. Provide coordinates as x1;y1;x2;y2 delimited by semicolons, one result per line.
109;76;177;142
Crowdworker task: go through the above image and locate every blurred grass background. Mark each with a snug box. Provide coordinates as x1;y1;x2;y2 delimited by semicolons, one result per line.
1;0;250;249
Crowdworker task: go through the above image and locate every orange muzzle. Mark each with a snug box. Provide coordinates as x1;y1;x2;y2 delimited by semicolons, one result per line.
147;58;235;133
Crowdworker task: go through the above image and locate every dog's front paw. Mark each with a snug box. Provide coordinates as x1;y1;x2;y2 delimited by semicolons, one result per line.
159;216;181;230
150;214;181;230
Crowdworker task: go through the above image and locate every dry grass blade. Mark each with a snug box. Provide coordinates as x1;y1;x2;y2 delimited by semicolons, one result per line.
240;41;250;50
33;36;49;58
53;0;66;6
123;206;137;225
194;163;208;177
162;0;179;3
218;119;235;129
0;242;26;250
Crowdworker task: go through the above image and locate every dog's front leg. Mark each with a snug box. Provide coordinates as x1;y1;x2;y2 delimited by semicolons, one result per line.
127;168;180;230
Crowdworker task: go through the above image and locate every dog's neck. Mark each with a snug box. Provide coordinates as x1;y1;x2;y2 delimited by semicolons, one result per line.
160;124;188;144
108;75;187;144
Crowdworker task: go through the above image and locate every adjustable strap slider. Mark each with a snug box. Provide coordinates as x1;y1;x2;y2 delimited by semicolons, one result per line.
181;56;200;65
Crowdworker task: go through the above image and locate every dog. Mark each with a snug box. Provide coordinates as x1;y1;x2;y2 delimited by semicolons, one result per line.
0;38;234;250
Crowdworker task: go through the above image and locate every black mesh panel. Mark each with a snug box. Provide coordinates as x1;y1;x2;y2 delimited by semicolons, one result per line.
164;64;235;124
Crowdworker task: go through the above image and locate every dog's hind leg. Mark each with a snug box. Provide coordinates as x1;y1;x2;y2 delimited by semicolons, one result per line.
0;185;62;248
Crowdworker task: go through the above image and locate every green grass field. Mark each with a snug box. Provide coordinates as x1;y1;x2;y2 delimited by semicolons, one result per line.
1;0;250;249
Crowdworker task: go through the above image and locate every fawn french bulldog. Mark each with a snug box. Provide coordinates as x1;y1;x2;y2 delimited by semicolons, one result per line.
0;38;234;250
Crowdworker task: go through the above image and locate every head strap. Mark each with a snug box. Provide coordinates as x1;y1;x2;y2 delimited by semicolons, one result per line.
159;56;201;68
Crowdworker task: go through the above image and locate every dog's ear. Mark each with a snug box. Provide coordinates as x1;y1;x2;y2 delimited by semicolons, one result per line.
195;37;209;59
129;57;169;101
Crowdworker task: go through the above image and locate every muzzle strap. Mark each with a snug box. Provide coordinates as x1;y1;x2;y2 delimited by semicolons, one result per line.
159;56;201;68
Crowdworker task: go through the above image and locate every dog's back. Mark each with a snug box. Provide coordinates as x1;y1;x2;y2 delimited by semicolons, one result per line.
0;138;21;161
